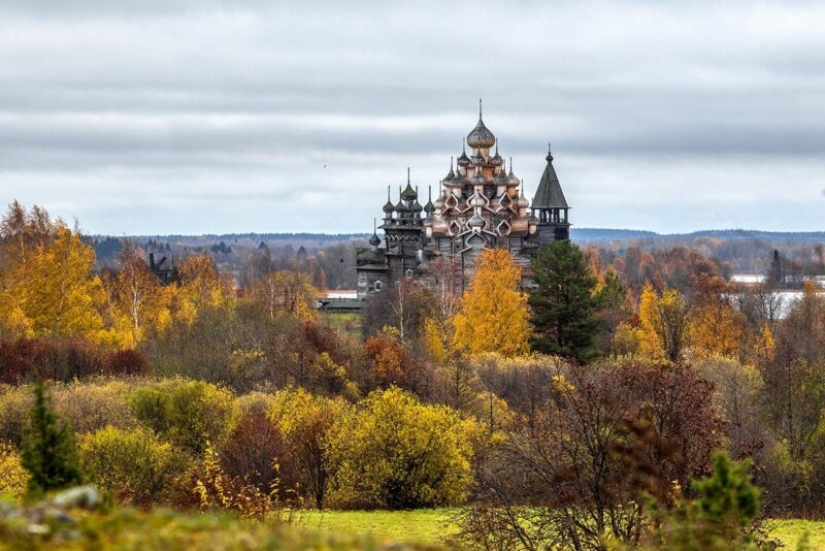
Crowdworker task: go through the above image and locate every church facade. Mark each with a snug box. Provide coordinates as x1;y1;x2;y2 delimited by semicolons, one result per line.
356;105;571;298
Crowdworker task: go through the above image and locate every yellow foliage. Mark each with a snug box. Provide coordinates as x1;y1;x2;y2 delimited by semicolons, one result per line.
78;426;184;505
422;317;447;363
552;374;575;393
177;254;233;314
690;303;745;360
248;270;317;320
637;283;690;362
452;249;531;357
327;387;476;509
758;323;776;363
688;276;746;360
100;242;174;347
0;208;105;341
637;283;665;360
612;322;640;356
0;442;29;500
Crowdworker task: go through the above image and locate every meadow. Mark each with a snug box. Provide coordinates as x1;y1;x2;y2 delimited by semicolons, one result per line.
300;510;825;550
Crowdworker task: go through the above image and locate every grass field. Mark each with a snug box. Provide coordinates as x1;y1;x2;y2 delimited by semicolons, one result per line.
768;519;825;550
298;509;458;546
299;510;825;549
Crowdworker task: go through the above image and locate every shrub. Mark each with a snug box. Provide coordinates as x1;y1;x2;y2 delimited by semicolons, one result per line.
327;387;475;510
0;338;105;383
269;387;352;509
0;441;28;500
79;426;186;506
129;378;234;456
103;349;151;376
219;410;289;497
0;385;34;445
51;379;139;435
193;442;277;521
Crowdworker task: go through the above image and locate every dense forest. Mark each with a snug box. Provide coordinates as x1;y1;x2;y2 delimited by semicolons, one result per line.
3;200;825;549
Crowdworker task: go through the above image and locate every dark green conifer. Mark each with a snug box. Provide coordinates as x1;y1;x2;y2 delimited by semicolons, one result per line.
529;239;602;363
21;383;85;495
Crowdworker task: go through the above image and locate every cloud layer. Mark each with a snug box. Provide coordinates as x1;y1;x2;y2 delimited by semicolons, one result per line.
1;1;823;234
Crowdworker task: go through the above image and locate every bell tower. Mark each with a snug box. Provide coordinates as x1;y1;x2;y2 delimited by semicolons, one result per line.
531;144;570;245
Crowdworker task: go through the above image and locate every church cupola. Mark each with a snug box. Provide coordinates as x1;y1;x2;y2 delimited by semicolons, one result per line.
466;99;496;151
424;186;435;217
400;168;417;202
382;186;395;219
457;139;471;168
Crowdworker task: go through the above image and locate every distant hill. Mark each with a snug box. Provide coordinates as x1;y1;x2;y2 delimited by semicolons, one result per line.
571;228;825;244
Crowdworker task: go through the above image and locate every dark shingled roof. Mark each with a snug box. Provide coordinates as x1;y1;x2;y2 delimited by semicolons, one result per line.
532;151;568;209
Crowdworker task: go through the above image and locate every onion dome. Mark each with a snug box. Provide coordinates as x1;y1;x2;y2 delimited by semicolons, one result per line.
466;99;496;149
469;194;486;208
382;186;395;214
369;232;381;247
457;139;470;167
517;188;530;209
468;213;485;228
395;186;407;212
471;150;486;166
412;199;424;214
401;168;417;201
508;158;520;186
472;168;486;186
495;167;509;185
424;187;435;216
490;141;503;167
443;157;455;183
433;186;445;209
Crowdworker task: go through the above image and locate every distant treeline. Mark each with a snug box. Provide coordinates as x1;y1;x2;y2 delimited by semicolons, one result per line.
571;228;825;243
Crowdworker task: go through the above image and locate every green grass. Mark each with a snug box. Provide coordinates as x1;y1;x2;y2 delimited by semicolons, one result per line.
298;509;458;547
321;312;362;341
0;499;437;550
300;510;825;550
768;519;825;550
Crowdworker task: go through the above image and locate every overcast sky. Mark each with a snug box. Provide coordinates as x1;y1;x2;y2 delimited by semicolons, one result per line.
1;0;823;235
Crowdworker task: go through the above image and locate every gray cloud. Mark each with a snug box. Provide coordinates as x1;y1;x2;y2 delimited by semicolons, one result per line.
0;1;823;234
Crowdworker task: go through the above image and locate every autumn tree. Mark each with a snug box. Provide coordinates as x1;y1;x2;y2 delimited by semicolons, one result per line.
268;388;351;509
100;240;172;347
638;283;691;362
360;279;438;353
247;269;317;321
327;387;476;510
529;239;602;362
0;202;105;341
452;249;530;357
689;275;746;360
461;360;723;550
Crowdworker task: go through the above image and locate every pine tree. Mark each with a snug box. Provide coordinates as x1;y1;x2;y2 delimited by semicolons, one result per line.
21;383;85;495
529;240;602;362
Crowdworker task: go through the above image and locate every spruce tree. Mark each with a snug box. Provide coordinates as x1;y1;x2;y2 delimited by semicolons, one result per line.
21;383;85;495
529;240;602;363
